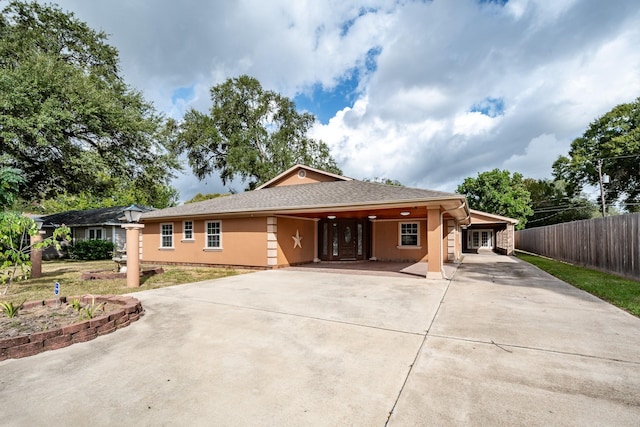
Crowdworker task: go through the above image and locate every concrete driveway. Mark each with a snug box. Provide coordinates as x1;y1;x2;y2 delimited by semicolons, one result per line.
1;253;639;426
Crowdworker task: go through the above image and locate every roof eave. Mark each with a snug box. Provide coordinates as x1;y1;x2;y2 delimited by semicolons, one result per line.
469;209;519;224
141;195;470;222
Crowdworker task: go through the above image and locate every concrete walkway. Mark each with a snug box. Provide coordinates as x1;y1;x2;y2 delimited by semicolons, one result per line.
1;253;639;426
288;259;459;279
389;253;640;426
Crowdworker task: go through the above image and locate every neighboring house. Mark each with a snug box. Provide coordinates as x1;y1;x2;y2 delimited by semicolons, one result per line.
140;165;479;279
463;210;518;255
41;205;153;259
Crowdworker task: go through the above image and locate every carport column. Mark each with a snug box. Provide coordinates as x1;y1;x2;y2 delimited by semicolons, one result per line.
121;223;144;288
267;217;278;267
427;207;444;279
369;219;377;261
446;219;456;262
29;230;45;279
313;219;320;262
506;223;515;255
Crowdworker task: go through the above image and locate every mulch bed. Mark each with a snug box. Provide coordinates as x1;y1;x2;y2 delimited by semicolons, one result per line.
0;300;122;340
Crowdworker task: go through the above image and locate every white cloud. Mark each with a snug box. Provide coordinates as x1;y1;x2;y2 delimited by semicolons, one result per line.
313;0;640;193
502;134;567;178
453;112;500;137
37;0;640;201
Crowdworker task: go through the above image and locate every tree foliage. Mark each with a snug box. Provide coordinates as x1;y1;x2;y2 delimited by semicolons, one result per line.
457;169;533;229
553;97;640;212
0;211;69;294
37;181;178;214
185;192;228;204
172;75;341;190
0;1;180;205
363;177;403;186
523;178;596;228
0;166;24;209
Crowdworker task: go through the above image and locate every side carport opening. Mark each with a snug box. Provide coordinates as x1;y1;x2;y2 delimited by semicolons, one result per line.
463;210;518;256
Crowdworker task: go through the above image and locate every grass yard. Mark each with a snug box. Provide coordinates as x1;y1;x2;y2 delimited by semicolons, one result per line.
516;252;640;317
1;260;251;305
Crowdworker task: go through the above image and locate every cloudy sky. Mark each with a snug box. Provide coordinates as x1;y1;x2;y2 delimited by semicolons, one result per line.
40;0;640;202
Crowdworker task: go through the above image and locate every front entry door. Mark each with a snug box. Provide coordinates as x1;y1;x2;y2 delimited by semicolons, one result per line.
319;219;368;261
338;220;356;260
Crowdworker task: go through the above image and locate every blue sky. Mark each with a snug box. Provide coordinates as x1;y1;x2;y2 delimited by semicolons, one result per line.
294;46;380;123
41;0;640;203
171;86;195;105
294;75;360;124
471;98;505;118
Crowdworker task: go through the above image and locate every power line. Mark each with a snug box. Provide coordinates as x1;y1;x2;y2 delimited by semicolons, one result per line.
533;207;582;214
600;154;640;161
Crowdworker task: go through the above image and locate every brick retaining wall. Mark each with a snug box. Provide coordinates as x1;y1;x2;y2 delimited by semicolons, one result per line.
0;295;144;361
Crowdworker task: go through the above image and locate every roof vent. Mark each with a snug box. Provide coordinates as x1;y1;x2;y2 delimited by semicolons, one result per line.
298;169;307;179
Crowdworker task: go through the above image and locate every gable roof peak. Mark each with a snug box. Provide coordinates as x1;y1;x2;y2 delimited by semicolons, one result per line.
256;164;352;189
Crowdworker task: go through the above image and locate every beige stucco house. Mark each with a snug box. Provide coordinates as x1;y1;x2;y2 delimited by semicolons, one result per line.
140;165;515;279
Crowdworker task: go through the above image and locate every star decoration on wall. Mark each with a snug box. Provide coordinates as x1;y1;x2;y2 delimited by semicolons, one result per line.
292;229;303;248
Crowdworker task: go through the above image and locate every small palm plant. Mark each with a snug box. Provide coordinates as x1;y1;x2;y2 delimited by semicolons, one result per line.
79;296;104;320
0;300;24;318
69;298;82;312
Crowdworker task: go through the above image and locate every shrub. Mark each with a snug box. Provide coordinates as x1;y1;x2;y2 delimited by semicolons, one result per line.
67;240;115;261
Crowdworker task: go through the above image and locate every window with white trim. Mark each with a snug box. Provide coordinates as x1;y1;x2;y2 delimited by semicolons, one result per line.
161;223;173;248
87;228;103;240
183;220;194;240
206;221;221;249
400;222;419;246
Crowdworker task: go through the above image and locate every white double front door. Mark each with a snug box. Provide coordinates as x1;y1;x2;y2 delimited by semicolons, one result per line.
469;229;493;249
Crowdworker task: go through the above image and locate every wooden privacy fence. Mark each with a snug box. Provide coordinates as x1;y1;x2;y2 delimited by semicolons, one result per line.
515;213;640;281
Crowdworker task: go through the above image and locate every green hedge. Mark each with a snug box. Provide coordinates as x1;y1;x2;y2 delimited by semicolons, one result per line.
67;240;115;260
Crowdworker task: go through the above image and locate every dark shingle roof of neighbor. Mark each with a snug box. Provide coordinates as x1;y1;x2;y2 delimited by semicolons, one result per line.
42;205;153;227
142;180;464;220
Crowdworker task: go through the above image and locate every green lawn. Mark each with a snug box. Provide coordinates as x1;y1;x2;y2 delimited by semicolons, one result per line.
516;252;640;317
1;259;251;305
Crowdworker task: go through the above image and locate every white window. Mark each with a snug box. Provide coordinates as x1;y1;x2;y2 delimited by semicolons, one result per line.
469;229;493;249
399;222;419;247
205;221;222;249
87;228;103;240
183;220;194;240
161;223;173;248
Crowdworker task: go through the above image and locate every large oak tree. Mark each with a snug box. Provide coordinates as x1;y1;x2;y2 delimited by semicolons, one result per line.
457;169;533;229
0;1;179;208
523;178;596;228
553;97;640;212
172;75;341;190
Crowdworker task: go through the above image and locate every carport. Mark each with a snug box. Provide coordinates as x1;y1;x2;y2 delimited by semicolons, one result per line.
462;209;518;255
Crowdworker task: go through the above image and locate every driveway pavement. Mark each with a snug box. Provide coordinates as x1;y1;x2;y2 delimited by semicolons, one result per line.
1;253;639;426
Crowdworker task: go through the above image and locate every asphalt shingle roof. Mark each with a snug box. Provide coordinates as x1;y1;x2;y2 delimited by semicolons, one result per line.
42;205;153;227
141;180;464;220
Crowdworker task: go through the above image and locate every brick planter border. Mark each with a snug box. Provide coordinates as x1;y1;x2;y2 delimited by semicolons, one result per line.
81;267;164;280
0;295;144;361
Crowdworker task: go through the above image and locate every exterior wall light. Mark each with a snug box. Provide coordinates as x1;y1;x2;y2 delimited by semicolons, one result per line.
33;215;44;230
400;211;410;216
368;215;377;219
121;205;145;288
123;204;144;223
327;215;336;220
